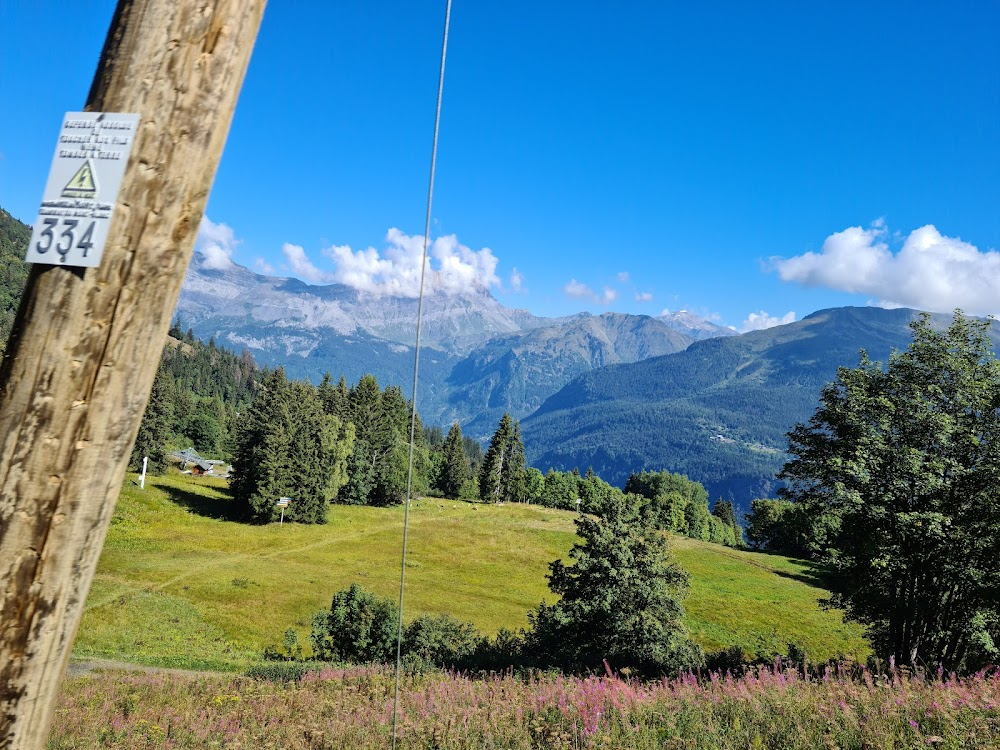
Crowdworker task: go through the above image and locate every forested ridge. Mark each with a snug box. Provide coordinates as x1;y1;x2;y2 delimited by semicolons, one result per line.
0;208;30;352
523;306;1000;509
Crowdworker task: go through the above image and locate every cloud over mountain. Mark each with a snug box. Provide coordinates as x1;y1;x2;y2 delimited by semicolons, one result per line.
196;216;239;270
281;228;501;297
741;310;796;332
773;223;1000;316
563;279;617;304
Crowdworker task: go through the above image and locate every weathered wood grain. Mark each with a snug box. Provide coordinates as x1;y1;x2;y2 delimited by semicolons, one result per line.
0;2;265;747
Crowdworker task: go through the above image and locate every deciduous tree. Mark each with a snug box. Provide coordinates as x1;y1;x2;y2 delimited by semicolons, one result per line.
781;311;1000;669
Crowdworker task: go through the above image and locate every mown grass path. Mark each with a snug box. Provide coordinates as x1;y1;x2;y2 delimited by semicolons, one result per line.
74;474;867;671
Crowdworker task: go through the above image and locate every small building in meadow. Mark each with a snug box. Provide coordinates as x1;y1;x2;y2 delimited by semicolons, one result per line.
191;461;215;476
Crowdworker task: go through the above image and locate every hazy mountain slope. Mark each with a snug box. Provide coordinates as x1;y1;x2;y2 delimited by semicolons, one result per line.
523;307;991;509
175;256;727;430
447;313;694;436
658;310;738;341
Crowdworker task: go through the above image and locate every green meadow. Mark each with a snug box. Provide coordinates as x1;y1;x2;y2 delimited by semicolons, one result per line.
74;473;868;671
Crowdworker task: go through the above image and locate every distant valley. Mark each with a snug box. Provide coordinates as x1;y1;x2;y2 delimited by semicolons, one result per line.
523;306;1000;510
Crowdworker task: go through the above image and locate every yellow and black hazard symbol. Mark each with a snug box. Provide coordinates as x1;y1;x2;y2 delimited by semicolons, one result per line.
62;160;98;199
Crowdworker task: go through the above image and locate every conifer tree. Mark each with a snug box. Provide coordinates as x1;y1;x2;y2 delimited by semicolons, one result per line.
232;368;353;523
318;372;336;413
437;422;471;498
129;363;174;474
337;375;429;505
370;384;410;506
507;420;528;501
231;368;292;521
318;372;349;422
524;493;700;676
478;413;527;503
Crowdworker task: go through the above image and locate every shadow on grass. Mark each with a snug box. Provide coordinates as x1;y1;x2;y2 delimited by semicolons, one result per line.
161;483;245;522
772;565;831;589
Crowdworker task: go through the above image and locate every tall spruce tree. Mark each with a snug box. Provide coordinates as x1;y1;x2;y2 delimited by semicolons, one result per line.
507;420;528;502
338;375;429;505
372;385;410;505
478;413;527;503
318;372;349;422
232;368;353;523
437;422;471;498
231;368;292;521
129;363;174;474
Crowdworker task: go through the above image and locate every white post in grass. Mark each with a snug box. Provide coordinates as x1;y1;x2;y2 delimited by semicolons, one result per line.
139;456;148;489
276;496;290;526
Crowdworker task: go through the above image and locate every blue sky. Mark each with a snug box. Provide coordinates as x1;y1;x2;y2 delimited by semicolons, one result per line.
2;2;998;331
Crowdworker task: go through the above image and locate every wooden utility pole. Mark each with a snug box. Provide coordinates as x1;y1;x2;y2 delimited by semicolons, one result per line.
0;2;265;747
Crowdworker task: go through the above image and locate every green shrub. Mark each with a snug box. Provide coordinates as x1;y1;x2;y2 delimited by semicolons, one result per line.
310;583;398;663
403;613;479;668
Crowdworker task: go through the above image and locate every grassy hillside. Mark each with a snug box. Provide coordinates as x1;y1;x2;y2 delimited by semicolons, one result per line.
75;473;868;670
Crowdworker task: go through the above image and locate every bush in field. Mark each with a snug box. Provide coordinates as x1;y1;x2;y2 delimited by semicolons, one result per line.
311;584;398;663
524;493;702;677
403;613;480;668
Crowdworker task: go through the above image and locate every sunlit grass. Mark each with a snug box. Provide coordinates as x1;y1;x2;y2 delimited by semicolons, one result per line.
74;473;867;670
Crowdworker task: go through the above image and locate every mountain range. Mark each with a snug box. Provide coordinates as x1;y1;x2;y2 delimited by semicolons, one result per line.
175;254;734;434
2;207;983;513
176;258;997;513
522;306;999;510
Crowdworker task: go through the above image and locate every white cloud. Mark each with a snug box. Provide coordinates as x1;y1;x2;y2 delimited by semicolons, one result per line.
635;291;653;302
562;279;618;305
254;257;274;275
510;267;524;292
564;279;593;298
617;271;631;283
196;216;239;270
740;310;796;332
772;223;1000;316
282;242;336;283
291;228;501;296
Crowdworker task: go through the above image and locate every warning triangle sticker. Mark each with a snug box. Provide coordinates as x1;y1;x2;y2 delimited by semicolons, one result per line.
62;160;98;199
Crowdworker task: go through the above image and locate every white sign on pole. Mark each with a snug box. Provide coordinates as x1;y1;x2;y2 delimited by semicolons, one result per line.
276;497;291;526
26;111;140;268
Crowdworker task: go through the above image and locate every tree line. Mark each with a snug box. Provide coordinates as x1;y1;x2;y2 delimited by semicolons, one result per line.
129;325;261;473
132;333;745;549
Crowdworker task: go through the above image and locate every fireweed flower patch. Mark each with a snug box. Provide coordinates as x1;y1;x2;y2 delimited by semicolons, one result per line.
48;664;1000;749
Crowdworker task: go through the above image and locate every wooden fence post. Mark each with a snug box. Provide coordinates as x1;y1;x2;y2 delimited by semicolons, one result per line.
0;2;265;747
